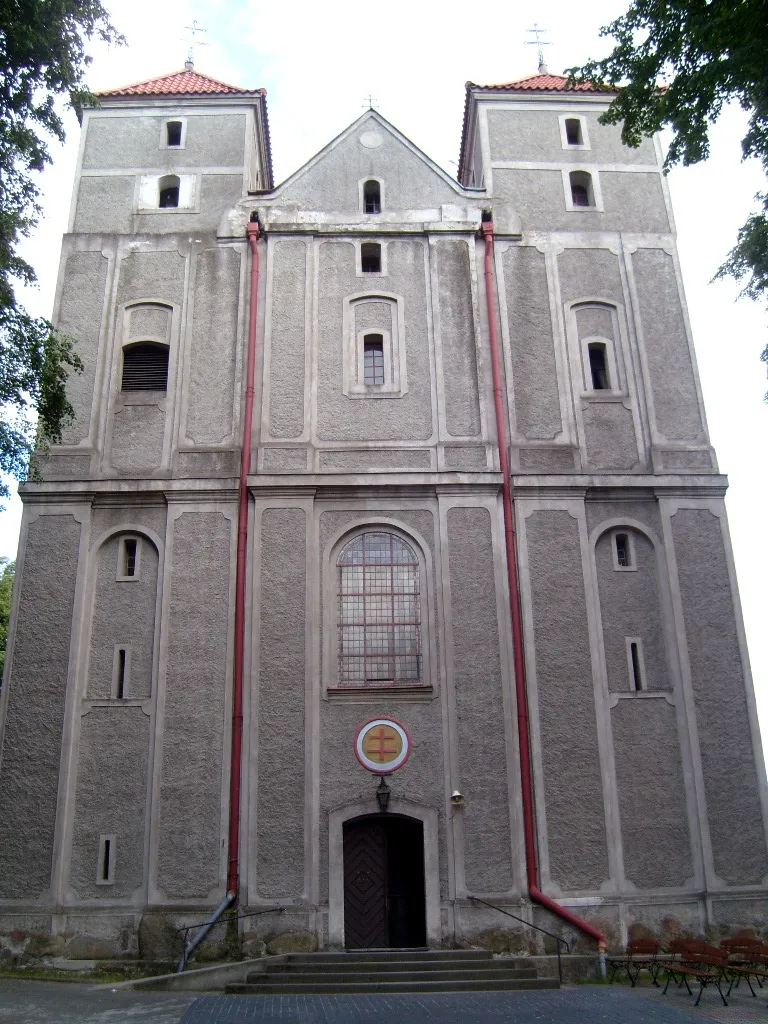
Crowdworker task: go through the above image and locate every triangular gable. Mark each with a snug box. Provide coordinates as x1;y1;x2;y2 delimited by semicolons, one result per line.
269;109;473;206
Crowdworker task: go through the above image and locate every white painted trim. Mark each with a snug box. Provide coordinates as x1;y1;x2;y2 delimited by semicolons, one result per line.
558;114;591;152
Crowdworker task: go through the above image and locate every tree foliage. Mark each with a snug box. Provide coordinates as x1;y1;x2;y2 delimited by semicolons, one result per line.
567;0;768;393
0;1;123;497
0;558;15;683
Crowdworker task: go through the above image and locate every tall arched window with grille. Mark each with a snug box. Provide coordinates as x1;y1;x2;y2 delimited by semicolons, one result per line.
337;531;421;686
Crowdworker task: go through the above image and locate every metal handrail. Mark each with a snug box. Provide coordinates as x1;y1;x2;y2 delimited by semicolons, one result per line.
175;905;285;972
468;896;570;984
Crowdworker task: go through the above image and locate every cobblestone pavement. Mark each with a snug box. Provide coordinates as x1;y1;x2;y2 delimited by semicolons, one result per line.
2;979;768;1023
0;979;196;1023
176;985;759;1023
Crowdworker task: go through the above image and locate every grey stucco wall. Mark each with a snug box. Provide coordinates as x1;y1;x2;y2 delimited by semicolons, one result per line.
87;534;159;699
672;508;768;885
492;169;669;233
267;239;307;439
526;510;609;891
156;511;232;899
185;246;241;445
612;699;693;887
74;175;243;234
447;507;513;893
502;245;560;440
316;240;432;441
116;248;186;308
0;515;81;897
632;249;703;443
582;403;639;471
277;122;460;210
256;508;306;898
69;707;150;899
487;108;657;166
595;530;667;692
58;251;110;445
434;240;480;437
110;402;166;474
82;113;247;170
558;247;624;308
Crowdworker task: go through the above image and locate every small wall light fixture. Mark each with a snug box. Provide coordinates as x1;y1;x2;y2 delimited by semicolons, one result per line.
376;775;391;812
450;790;465;806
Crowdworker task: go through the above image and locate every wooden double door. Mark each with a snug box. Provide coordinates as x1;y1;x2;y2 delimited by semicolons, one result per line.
343;814;427;949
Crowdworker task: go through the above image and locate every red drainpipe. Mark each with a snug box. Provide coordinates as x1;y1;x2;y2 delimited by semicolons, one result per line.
480;217;606;959
226;215;261;897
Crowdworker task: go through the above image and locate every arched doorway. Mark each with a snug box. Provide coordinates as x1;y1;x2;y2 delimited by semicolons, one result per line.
343;814;426;948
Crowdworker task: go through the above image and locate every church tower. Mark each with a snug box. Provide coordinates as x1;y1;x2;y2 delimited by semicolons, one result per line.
0;65;765;961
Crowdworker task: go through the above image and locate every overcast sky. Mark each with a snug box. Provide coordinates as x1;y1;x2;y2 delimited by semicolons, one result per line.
7;0;767;741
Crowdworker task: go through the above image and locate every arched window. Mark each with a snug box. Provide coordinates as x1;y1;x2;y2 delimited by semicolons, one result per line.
158;174;180;208
363;334;385;384
569;170;595;208
121;342;169;391
338;531;421;686
363;180;381;214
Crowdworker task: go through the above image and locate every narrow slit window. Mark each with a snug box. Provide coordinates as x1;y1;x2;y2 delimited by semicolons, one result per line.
123;538;138;577
565;118;583;146
363;335;385;385
96;834;116;884
361;242;381;273
615;532;631;568
569;170;594;207
630;641;644;691
588;342;610;390
115;647;127;699
121;342;169;391
166;121;183;147
363;180;381;214
158;174;180;208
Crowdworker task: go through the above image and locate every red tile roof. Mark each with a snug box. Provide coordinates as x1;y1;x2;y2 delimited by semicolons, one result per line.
97;68;266;97
457;74;612;184
466;73;606;93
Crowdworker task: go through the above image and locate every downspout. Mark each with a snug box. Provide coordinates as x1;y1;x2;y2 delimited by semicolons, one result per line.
480;214;607;972
227;213;261;897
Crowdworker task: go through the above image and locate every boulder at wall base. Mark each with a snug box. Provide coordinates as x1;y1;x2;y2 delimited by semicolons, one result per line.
138;914;179;960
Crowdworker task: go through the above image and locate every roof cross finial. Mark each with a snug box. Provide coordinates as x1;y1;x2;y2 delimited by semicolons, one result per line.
525;23;552;74
182;19;208;70
363;94;378;110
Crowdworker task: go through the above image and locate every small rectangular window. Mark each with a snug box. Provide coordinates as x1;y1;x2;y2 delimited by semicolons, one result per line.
361;242;381;273
363;180;381;214
629;640;644;691
565;118;583;146
114;647;128;699
123;539;137;577
96;834;116;885
615;533;630;567
364;336;385;385
166;121;183;147
588;343;610;390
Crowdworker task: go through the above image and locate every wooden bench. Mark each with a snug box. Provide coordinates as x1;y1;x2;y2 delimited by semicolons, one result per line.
660;941;729;1007
606;937;662;986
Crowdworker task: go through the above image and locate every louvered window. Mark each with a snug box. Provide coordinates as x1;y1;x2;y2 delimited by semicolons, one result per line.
121;343;169;391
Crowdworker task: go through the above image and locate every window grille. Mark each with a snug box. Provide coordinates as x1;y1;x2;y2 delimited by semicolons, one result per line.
337;532;421;686
363;180;381;214
121;343;169;391
364;335;385;385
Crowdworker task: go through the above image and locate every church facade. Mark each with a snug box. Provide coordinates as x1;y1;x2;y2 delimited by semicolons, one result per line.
0;64;766;960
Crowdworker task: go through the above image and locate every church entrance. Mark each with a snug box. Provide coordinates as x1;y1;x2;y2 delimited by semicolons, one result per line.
342;815;426;948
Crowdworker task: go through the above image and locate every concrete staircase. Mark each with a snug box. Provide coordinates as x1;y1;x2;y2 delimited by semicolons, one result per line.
226;949;560;994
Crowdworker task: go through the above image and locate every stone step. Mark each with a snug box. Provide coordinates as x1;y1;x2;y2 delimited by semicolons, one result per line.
266;957;530;975
227;977;560;995
280;949;491;963
245;967;539;985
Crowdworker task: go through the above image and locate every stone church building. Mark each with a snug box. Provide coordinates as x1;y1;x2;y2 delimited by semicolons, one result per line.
0;62;766;960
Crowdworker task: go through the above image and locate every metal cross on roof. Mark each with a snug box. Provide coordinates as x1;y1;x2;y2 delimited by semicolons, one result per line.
182;19;208;68
525;23;552;73
363;94;378;110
